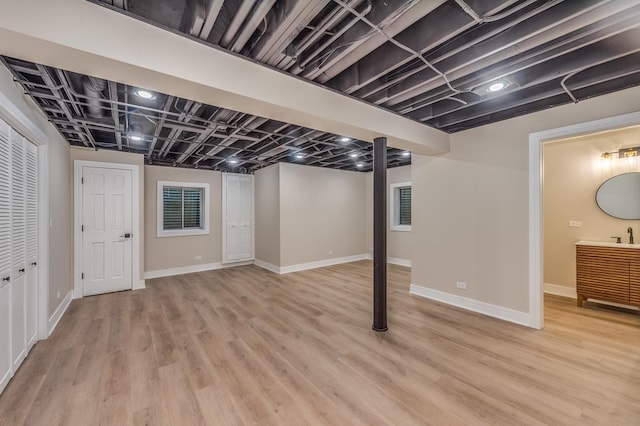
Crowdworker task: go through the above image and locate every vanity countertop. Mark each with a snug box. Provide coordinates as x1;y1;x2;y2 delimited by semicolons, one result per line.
575;240;640;249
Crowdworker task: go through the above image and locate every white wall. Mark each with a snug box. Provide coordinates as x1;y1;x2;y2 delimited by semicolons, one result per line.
0;65;72;320
254;164;280;266
144;166;222;273
279;163;367;267
412;86;640;316
544;126;640;291
366;165;412;263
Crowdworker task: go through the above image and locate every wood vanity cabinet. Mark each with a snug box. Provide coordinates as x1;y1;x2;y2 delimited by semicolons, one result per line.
576;244;640;307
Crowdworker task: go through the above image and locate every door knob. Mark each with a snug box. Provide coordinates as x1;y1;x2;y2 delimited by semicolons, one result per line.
120;233;131;239
2;277;9;282
18;268;25;273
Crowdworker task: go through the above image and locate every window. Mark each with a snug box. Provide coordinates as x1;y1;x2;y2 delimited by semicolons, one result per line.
390;182;411;231
157;181;209;237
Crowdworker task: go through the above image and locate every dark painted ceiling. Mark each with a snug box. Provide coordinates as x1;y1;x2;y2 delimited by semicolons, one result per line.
95;0;640;133
4;0;640;172
1;57;411;172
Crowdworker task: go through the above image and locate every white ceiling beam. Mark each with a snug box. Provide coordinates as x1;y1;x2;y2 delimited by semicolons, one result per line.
0;0;450;155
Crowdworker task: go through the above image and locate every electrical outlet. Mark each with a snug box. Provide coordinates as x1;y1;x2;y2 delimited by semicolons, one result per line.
195;255;202;260
568;220;582;227
456;282;467;290
328;250;334;255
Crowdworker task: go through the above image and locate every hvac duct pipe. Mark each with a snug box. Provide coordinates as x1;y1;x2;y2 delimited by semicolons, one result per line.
82;76;107;117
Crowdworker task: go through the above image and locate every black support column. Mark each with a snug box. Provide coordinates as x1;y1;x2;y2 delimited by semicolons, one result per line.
372;137;388;332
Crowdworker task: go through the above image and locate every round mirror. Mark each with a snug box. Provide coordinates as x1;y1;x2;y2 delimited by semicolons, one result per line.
595;172;640;219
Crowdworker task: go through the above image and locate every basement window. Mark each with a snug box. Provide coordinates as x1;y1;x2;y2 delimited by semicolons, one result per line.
390;182;411;232
157;181;209;237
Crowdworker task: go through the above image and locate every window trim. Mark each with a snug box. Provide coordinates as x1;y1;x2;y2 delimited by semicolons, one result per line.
157;180;210;237
390;181;411;232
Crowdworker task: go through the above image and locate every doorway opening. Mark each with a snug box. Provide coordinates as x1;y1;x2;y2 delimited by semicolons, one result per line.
529;111;640;329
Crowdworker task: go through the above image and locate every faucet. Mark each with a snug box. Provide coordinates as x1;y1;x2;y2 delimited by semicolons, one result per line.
628;227;634;244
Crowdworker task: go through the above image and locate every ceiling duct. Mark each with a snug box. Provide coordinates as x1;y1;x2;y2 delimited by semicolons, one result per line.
82;76;107;118
220;0;257;48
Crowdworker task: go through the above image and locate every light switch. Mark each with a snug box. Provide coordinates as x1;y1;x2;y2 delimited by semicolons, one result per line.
568;220;582;227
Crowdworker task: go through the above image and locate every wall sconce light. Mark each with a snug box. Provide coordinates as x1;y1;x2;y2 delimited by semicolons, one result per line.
601;147;640;159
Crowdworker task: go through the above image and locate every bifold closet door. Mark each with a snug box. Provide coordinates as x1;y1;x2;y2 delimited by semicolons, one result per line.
222;173;254;263
25;142;38;350
0;117;38;395
11;130;27;371
0;118;12;393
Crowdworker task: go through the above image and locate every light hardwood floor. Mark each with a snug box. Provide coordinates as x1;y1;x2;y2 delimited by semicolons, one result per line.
1;261;639;425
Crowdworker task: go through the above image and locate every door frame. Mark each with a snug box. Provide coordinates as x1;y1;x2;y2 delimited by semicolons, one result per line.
528;110;640;329
73;160;143;299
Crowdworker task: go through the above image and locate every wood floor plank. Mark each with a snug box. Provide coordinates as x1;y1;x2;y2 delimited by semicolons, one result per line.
1;261;639;425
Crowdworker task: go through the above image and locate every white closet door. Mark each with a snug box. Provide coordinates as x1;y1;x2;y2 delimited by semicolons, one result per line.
25;142;38;350
237;176;253;260
222;173;254;263
10;131;27;371
0;118;12;393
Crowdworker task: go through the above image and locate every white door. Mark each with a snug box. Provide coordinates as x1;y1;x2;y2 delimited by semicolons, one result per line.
0;118;12;393
82;166;133;296
10;131;27;372
25;142;38;350
222;173;254;263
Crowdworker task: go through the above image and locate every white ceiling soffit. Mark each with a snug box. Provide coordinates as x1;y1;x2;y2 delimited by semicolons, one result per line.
0;0;450;155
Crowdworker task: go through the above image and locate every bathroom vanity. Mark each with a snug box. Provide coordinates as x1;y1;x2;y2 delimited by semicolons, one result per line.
575;241;640;308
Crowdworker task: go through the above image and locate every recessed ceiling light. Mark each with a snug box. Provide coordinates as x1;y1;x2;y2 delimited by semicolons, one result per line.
402;151;410;157
350;152;358;158
339;137;351;142
487;82;506;92
135;89;155;99
130;135;143;141
356;162;364;168
228;159;239;164
295;153;304;159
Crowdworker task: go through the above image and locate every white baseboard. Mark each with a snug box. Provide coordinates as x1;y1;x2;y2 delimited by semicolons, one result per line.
0;369;10;395
255;254;369;275
144;261;253;280
144;263;223;279
365;254;411;267
48;290;73;336
133;279;146;290
544;283;576;299
388;257;411;267
410;284;531;327
253;259;281;274
280;254;369;274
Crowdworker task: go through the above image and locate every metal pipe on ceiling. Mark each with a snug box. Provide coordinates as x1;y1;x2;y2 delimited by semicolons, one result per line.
287;0;362;70
220;0;256;47
82;76;107;118
314;0;438;83
252;0;331;65
230;0;277;52
376;0;636;108
395;11;640;116
294;2;371;74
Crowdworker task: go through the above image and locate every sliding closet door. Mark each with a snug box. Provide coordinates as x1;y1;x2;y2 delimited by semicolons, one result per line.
11;131;27;371
0;118;12;393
